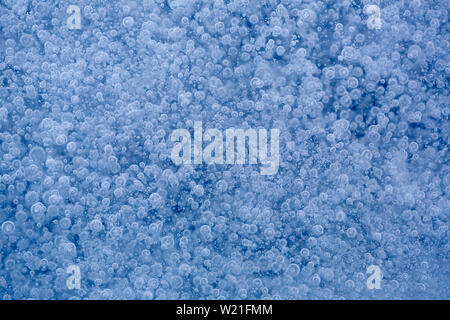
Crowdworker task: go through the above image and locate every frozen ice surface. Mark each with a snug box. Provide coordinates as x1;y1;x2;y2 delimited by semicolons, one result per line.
0;0;449;299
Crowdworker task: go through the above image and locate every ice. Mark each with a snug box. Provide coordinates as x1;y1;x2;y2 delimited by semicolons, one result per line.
0;0;448;300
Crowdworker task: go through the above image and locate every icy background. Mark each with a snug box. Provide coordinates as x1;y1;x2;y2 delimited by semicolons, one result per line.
0;0;449;299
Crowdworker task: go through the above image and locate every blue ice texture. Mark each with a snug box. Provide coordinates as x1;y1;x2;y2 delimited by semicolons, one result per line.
0;0;449;299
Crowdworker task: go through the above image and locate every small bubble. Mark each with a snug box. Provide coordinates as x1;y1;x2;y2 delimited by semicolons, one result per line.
122;16;135;28
1;221;15;234
29;146;46;163
55;135;67;146
346;227;357;238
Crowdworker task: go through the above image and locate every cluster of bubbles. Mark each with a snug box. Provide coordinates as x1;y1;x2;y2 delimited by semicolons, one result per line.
0;0;449;299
